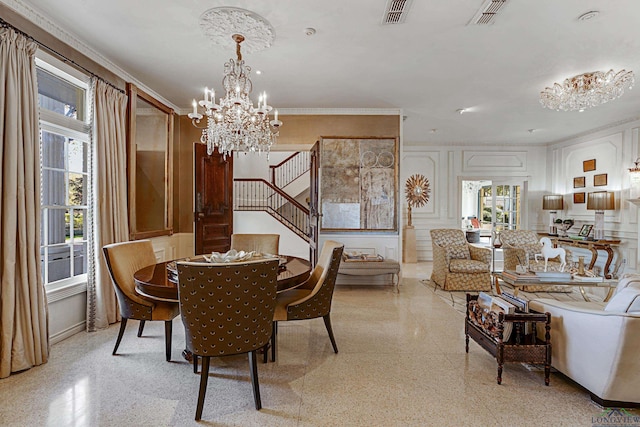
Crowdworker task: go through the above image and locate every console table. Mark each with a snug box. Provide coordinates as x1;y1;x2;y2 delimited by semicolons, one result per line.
552;238;620;279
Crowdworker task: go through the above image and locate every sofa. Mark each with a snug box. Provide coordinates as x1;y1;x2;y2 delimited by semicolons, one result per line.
430;229;491;291
500;230;571;292
529;274;640;406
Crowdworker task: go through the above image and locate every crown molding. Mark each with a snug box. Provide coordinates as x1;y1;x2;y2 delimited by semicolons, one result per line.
176;107;402;116
2;0;178;110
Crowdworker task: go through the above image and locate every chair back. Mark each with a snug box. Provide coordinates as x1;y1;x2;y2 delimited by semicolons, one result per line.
103;240;157;316
500;230;539;248
230;234;280;255
287;240;344;320
430;229;467;247
177;259;279;357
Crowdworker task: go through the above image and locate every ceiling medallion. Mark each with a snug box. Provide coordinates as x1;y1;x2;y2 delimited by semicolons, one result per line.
199;7;275;54
539;69;635;112
405;174;431;227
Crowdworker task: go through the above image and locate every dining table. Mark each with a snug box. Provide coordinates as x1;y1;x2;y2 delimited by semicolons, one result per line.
134;254;311;303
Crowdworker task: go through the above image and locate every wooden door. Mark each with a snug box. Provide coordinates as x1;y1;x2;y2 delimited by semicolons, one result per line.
309;141;320;266
194;144;233;254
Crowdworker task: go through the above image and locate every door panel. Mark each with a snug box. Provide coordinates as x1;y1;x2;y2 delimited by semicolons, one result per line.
194;143;233;254
309;141;320;266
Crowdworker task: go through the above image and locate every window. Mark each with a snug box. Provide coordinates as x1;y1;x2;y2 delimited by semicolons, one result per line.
461;179;525;233
36;56;91;289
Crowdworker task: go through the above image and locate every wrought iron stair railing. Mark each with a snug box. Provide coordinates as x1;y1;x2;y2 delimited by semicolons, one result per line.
270;151;310;188
234;178;310;241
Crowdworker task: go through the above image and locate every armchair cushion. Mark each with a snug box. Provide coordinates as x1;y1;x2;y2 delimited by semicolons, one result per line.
604;288;640;313
444;244;470;263
450;259;489;274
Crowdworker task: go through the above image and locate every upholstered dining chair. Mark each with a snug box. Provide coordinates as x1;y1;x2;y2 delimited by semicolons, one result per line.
176;259;279;420
270;240;344;362
102;240;180;361
230;233;280;255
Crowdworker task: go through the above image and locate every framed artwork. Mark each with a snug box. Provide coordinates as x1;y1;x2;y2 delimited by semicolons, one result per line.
583;159;596;172
320;137;398;232
573;192;585;204
578;224;593;237
594;173;608;187
573;176;585;188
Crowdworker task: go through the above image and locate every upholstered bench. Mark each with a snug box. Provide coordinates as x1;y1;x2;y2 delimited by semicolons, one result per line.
338;258;402;292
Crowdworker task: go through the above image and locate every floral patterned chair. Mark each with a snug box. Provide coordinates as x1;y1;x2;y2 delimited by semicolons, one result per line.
430;229;491;291
500;230;571;292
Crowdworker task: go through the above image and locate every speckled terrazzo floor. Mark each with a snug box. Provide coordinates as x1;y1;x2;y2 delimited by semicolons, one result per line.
1;262;638;426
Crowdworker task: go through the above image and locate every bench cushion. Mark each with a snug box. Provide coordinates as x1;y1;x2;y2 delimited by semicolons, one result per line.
449;259;487;273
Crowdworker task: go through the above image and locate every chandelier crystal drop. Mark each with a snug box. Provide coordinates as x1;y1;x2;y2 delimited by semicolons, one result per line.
539;69;634;112
188;34;282;158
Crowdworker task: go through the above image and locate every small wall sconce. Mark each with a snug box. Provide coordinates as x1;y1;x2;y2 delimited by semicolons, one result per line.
542;195;564;236
629;157;640;200
586;191;615;240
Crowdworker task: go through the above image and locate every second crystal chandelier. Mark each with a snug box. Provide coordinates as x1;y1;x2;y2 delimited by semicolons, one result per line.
188;33;282;158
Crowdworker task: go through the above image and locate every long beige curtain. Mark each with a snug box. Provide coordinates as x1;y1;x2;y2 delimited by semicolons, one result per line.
86;80;129;331
0;27;49;378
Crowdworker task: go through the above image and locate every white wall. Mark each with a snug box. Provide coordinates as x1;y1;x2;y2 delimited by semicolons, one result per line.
234;211;309;259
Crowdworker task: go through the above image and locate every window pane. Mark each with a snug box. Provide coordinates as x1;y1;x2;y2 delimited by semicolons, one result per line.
68;139;87;173
36;67;86;121
73;243;87;277
41;131;65;169
42;170;66;206
68;173;86;206
71;209;87;241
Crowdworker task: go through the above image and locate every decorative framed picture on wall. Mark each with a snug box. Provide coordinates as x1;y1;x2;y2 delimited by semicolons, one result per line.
573;177;585;188
573;192;585;204
578;224;593;237
594;173;608;187
583;159;596;172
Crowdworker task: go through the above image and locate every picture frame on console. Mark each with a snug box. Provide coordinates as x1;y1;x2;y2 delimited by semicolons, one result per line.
578;224;593;238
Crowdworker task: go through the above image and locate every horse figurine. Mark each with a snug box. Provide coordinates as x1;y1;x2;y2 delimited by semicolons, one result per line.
536;237;566;272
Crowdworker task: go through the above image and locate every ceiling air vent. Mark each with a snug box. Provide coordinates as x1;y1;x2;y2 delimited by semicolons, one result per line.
468;0;508;25
382;0;413;25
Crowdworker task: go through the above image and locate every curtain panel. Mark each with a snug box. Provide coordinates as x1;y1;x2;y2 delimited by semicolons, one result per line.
0;27;49;378
86;80;129;331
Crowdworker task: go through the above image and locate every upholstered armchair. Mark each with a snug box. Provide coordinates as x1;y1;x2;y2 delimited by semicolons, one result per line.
430;229;491;291
529;277;640;406
500;230;571;292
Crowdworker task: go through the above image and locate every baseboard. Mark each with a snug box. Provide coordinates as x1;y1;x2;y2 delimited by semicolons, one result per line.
50;321;86;345
590;393;640;409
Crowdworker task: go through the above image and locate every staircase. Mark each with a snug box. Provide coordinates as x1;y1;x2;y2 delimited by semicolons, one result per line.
234;151;311;240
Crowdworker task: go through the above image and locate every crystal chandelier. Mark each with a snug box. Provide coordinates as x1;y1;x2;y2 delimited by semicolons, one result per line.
188;33;282;158
539;69;634;112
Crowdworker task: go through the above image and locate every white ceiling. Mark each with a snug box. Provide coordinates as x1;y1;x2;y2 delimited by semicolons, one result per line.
7;0;640;145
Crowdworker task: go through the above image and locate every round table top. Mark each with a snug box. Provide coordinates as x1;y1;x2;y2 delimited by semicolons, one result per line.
134;255;311;302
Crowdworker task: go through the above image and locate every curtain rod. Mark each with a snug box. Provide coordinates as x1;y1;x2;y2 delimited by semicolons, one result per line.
0;18;126;95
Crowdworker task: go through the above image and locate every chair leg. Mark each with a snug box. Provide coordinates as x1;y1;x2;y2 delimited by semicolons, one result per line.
195;356;210;421
193;355;199;374
248;351;262;410
112;318;128;355
323;314;338;354
271;322;278;362
262;343;268;364
137;320;146;337
164;320;173;361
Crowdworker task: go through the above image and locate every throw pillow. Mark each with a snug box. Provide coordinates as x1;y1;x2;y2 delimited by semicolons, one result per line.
445;244;470;260
604;288;640;313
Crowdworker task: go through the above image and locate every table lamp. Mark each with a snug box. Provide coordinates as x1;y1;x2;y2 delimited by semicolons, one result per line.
542;195;564;236
587;191;615;240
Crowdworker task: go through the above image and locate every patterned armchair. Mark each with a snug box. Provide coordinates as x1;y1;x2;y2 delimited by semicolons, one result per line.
430;229;491;291
500;230;571;292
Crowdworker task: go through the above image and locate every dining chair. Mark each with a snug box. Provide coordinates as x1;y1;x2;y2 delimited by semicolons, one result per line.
176;258;279;420
270;240;344;362
102;240;180;361
230;233;280;255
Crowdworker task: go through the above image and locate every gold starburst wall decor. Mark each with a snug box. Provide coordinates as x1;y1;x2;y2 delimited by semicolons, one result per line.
405;174;430;226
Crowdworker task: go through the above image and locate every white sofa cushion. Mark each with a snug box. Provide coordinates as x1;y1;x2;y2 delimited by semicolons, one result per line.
614;274;640;295
604;288;640;313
